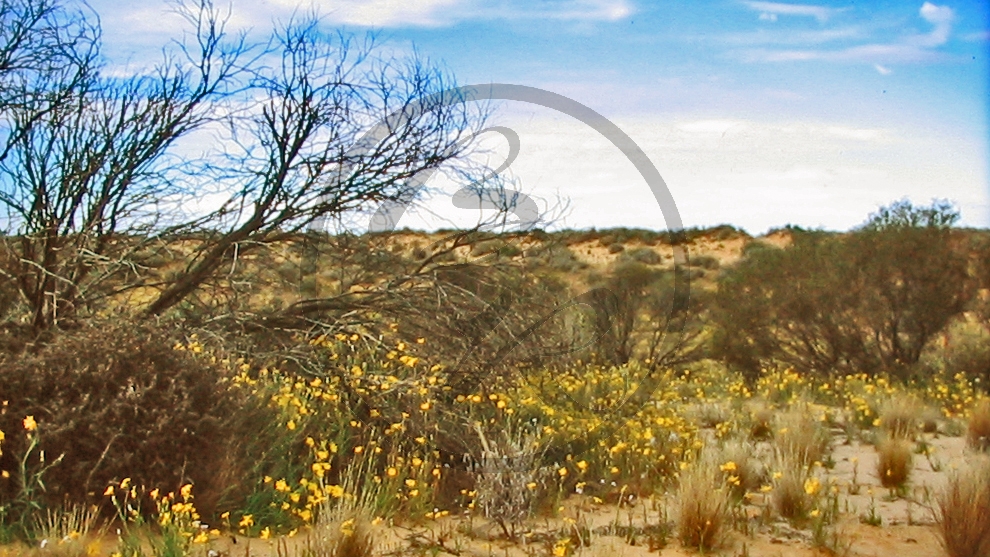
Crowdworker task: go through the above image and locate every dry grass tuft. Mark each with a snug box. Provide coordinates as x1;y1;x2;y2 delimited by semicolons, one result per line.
771;455;816;521
301;517;376;557
690;402;730;429
719;440;767;495
677;455;730;551
748;403;775;440
876;438;913;489
775;407;831;467
33;504;102;543
879;396;922;440
936;456;990;557
966;399;990;451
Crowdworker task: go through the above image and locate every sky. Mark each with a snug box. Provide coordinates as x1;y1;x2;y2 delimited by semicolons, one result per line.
87;0;990;234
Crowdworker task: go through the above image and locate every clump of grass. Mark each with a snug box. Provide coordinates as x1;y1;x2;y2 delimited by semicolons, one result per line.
677;455;730;551
33;504;102;543
920;407;941;434
718;440;767;497
936;456;990;557
877;438;913;489
301;516;376;557
690;402;729;429
966;399;990;451
879;396;921;440
22;504;104;557
771;454;820;522
774;407;831;467
748;403;775;441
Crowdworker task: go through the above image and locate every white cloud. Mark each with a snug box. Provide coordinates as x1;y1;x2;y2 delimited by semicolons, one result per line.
914;2;954;46
722;26;863;46
313;0;463;27
315;0;634;27
742;1;838;23
676;119;746;134
825;125;884;141
88;0;634;38
463;0;634;23
399;113;987;234
737;2;958;67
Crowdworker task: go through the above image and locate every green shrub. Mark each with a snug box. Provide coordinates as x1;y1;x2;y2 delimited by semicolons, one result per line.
622;247;661;265
689;254;720;270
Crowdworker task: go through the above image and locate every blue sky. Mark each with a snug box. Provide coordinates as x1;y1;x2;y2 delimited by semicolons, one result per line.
89;0;989;234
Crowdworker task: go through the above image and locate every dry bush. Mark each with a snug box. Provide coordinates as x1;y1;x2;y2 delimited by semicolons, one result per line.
469;424;549;540
876;438;913;488
879;396;922;440
966;399;990;451
936;456;990;557
774;407;831;467
677;455;730;551
0;319;232;512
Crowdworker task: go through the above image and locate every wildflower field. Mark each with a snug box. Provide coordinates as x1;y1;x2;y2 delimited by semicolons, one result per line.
3;221;990;557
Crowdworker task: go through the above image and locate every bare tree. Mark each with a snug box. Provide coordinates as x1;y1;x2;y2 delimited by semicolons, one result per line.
0;1;506;333
140;17;495;319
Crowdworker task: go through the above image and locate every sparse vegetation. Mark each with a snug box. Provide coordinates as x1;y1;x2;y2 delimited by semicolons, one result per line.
0;13;984;554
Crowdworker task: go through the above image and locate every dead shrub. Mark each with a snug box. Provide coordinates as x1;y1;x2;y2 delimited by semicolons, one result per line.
468;423;549;540
876;438;913;489
936;456;990;557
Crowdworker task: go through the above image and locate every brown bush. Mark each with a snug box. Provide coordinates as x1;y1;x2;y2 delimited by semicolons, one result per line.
0;318;232;513
967;399;990;451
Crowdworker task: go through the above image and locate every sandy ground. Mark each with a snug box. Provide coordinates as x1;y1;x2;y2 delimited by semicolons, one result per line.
131;433;961;557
